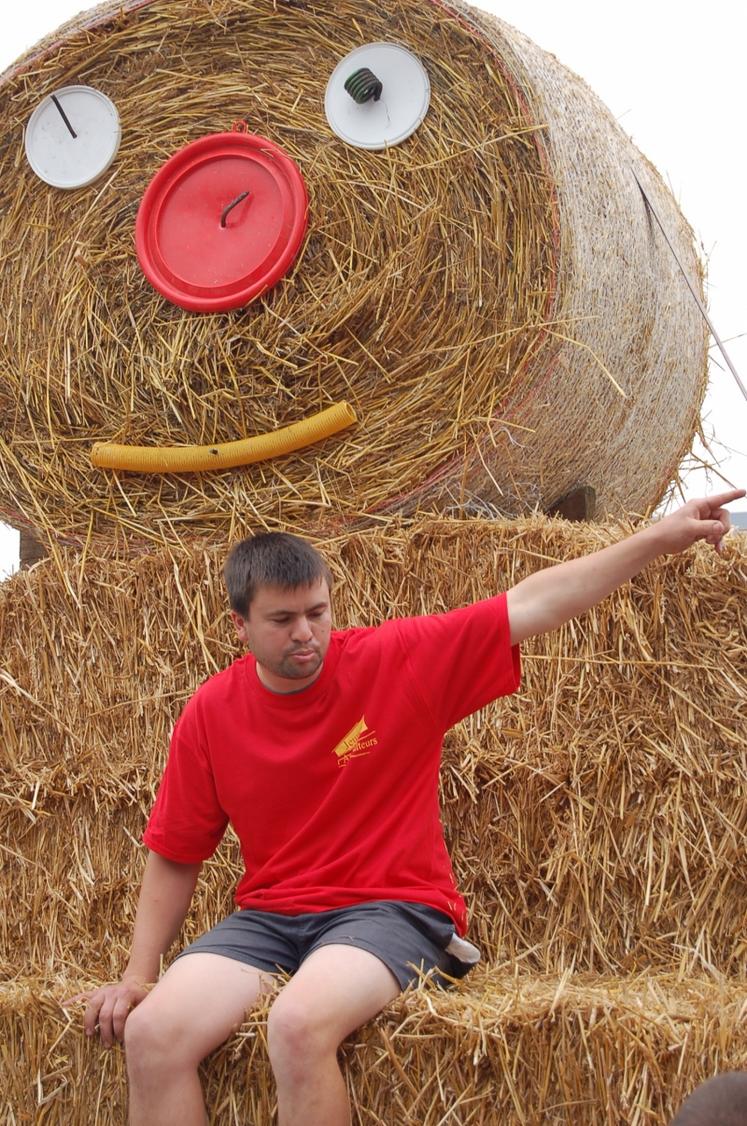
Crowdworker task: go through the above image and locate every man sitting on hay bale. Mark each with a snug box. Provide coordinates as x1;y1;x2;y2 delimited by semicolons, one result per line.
71;490;743;1126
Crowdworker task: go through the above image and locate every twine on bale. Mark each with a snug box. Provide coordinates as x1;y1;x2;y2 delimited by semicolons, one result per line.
632;167;747;405
0;0;706;548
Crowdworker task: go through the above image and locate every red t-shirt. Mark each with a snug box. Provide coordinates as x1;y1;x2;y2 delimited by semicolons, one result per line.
143;594;520;934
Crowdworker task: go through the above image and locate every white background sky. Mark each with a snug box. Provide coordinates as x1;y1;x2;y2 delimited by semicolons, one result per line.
1;1;745;577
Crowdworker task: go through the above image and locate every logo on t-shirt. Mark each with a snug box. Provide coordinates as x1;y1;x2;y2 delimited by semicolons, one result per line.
332;716;378;767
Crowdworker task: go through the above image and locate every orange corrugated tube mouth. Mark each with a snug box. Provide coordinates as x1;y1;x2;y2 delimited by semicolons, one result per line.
91;402;357;474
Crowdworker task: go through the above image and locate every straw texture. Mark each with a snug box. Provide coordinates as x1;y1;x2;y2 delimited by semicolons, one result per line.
2;519;745;986
2;970;746;1124
0;13;732;1114
2;517;745;1120
0;0;707;548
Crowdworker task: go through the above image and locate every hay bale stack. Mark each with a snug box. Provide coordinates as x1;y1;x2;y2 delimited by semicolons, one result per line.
0;0;706;548
2;520;745;985
2;970;746;1123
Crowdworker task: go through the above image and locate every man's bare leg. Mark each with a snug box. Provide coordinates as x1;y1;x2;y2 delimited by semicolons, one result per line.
267;944;401;1126
124;952;274;1126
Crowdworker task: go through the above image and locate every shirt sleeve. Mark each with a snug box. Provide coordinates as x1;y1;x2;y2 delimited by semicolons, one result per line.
143;694;229;863
391;593;520;730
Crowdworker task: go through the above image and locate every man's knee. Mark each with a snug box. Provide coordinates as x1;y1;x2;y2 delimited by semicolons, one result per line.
267;995;338;1078
124;999;200;1077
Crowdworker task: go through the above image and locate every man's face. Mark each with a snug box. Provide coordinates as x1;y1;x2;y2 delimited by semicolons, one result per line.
231;577;332;693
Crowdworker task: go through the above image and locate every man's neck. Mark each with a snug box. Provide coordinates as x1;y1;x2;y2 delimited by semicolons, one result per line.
255;663;323;695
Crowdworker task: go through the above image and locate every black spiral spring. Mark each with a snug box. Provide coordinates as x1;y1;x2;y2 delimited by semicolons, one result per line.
344;67;383;104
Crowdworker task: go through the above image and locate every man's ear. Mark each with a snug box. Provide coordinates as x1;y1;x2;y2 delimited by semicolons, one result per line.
230;610;250;646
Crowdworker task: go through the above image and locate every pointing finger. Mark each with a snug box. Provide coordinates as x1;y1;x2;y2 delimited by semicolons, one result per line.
700;488;745;509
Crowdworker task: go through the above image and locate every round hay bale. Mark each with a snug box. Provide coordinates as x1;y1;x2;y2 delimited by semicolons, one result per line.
0;0;706;547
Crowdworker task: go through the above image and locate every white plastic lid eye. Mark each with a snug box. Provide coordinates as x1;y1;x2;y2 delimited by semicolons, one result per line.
324;42;430;150
24;85;121;189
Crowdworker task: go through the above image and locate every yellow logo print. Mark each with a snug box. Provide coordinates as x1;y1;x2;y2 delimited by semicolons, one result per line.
332;716;378;767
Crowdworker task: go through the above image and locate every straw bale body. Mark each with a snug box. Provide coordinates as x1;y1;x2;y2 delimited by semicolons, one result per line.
3;970;746;1124
2;519;746;1120
2;521;745;985
0;0;707;547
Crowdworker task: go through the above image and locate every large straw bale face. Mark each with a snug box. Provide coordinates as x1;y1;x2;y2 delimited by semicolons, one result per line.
0;0;706;548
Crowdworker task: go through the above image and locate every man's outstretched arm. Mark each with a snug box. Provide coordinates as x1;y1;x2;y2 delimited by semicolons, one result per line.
65;850;201;1047
506;489;745;646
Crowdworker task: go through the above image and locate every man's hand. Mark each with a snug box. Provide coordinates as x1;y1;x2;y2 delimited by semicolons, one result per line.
61;852;202;1048
507;487;745;645
64;977;149;1048
649;489;745;555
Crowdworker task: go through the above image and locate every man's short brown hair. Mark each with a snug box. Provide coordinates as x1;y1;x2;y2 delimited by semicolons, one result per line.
223;532;333;617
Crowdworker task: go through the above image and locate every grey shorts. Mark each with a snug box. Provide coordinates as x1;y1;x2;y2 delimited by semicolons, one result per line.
177;900;478;991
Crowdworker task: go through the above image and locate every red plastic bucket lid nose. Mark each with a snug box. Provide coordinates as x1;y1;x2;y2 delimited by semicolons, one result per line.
136;131;308;312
